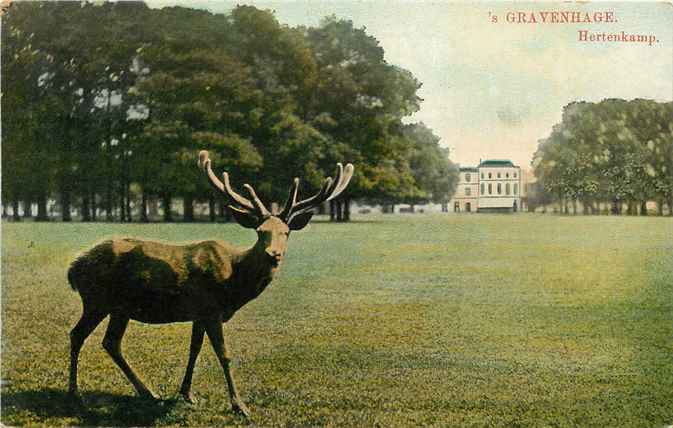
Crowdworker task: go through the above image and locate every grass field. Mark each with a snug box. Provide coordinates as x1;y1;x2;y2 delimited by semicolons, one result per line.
1;214;672;427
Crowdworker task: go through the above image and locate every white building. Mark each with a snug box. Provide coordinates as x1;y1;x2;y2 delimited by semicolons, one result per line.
452;167;479;212
450;160;522;213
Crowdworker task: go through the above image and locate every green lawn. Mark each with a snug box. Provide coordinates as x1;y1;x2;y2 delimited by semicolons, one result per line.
1;214;672;427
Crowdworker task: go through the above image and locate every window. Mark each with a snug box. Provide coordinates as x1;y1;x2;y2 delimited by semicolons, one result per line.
465;173;471;182
506;183;510;195
506;172;509;178
481;173;484;179
481;183;485;195
454;202;460;212
514;172;517;178
514;183;518;195
497;172;501;178
465;187;471;196
488;172;492;179
497;183;502;194
488;183;492;194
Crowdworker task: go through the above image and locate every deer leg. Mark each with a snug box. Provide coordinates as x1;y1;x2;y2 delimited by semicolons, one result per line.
102;313;158;399
204;319;250;417
179;320;205;403
68;310;108;398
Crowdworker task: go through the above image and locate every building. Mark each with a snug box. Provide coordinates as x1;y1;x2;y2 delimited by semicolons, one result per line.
450;159;522;213
452;167;479;212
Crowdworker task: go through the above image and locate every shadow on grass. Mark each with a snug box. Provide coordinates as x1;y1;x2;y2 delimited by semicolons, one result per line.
1;388;179;426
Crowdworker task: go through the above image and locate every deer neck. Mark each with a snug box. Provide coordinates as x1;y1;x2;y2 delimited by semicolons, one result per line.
229;239;280;302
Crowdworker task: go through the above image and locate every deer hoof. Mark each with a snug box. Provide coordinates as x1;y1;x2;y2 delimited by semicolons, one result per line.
232;401;251;418
180;391;198;404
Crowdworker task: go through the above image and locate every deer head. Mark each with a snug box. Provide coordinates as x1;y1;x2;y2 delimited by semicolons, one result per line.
198;150;353;266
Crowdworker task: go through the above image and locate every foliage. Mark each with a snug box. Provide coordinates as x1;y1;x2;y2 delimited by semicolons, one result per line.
1;2;458;221
532;99;673;214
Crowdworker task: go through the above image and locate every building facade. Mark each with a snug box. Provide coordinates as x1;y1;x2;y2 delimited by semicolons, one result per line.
450;160;522;213
452;167;479;212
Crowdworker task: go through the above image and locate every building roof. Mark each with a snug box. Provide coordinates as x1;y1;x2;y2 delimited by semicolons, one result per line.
478;159;517;168
459;167;478;172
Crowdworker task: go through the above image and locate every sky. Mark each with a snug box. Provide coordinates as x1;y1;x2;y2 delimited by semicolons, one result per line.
149;1;673;169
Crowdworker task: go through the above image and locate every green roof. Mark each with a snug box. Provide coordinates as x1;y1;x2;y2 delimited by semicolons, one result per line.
478;159;516;168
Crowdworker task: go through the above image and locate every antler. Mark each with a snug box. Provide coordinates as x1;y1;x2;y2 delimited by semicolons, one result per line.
198;150;270;218
279;162;354;221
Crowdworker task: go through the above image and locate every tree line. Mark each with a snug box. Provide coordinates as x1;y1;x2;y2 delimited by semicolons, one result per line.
2;2;459;222
531;99;673;215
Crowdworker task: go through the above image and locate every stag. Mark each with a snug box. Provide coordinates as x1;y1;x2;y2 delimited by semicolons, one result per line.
67;150;353;417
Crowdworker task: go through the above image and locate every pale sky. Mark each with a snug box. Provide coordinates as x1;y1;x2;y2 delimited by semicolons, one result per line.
149;1;673;169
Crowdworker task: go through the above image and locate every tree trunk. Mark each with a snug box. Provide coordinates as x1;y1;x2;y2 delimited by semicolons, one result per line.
36;192;49;221
317;202;326;215
657;200;664;216
125;181;133;222
611;198;620;215
81;193;91;222
572;200;577;215
209;196;216;222
12;198;21;222
335;200;343;222
343;197;351;222
329;200;336;222
119;183;128;222
668;198;673;217
410;204;416;213
61;189;72;222
183;194;194;222
218;200;226;221
23;197;33;219
640;201;647;216
163;193;173;222
105;184;114;221
140;190;149;223
148;198;159;218
91;191;97;221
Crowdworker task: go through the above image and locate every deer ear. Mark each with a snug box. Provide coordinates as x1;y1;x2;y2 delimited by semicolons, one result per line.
288;211;314;231
228;205;259;229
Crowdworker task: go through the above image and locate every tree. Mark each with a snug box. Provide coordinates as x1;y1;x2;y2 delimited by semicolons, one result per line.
533;99;673;215
2;3;458;223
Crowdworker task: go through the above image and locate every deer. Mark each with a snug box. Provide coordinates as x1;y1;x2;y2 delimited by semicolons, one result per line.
66;150;354;417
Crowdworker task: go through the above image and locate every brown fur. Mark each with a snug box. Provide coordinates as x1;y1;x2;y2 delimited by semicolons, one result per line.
66;218;289;415
66;153;352;417
68;238;252;323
